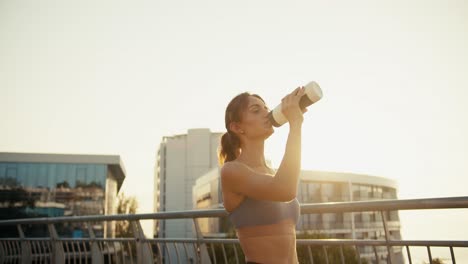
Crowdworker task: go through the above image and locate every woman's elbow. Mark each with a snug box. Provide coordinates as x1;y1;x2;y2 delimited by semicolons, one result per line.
286;191;298;201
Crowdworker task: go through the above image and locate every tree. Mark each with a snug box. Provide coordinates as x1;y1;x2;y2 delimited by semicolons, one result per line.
115;192;138;238
56;181;70;188
0;177;39;237
75;180;103;189
0;177;35;209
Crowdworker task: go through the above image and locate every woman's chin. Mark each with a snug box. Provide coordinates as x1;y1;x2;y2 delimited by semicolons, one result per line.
264;128;274;139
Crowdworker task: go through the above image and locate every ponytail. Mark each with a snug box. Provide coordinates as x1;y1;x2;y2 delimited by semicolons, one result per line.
218;91;265;166
218;132;241;165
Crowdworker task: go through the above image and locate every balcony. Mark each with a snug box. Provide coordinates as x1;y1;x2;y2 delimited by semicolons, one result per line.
0;196;467;264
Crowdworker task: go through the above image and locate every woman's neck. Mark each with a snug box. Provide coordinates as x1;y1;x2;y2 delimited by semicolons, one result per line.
237;140;266;168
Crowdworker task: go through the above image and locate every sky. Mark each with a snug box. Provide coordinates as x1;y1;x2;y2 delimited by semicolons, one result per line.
1;0;467;262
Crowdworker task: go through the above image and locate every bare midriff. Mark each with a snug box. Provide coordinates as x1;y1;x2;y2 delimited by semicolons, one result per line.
236;218;298;264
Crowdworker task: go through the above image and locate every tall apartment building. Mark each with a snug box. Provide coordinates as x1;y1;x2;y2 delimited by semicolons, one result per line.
154;128;222;239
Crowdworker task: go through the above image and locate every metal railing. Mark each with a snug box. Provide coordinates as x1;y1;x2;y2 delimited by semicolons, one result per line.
0;196;467;264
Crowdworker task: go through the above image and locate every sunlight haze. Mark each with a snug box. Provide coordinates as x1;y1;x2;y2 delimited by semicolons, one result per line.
1;0;467;262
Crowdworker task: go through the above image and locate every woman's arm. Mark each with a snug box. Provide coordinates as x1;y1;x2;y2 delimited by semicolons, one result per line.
221;87;305;201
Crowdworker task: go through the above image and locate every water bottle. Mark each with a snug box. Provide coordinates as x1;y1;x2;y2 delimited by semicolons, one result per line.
268;81;323;127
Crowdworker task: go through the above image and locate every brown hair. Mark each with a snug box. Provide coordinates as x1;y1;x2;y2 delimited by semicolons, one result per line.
218;92;265;165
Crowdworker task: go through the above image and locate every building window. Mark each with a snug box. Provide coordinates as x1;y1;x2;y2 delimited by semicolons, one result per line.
6;167;17;178
354;213;362;223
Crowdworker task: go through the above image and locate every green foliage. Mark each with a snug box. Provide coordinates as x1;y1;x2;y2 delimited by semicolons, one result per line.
114;192;139;259
115;192;138;238
56;181;70;188
0;177;35;208
75;180;103;189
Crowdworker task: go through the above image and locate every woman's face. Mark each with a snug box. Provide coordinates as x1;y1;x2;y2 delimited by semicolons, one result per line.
238;95;274;139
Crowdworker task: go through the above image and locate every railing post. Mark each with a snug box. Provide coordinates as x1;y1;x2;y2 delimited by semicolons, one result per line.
380;211;393;264
131;220;154;264
87;222;104;264
48;223;65;264
17;224;31;264
0;240;5;263
193;218;212;264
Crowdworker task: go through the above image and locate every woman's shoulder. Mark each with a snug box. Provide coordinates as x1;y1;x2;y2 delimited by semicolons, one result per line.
222;161;274;180
221;161;260;185
221;160;245;177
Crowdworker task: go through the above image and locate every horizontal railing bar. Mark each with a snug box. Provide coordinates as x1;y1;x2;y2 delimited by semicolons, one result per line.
388;240;468;247
0;209;224;225
0;196;467;225
0;238;52;241
191;239;468;247
3;238;466;248
301;196;468;214
58;238;136;242
0;238;134;242
147;238;199;243
296;239;396;246
296;239;468;247
148;238;239;244
200;239;246;244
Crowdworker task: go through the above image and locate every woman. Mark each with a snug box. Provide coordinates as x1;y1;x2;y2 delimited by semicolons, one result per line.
219;86;306;264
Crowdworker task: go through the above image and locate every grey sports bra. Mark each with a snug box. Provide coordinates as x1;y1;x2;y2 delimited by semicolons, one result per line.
228;197;300;228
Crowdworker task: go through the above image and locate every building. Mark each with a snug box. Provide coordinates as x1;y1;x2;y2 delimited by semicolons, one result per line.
154;128;222;239
193;169;404;264
154;127;403;263
0;152;126;238
297;171;403;263
192;168;224;237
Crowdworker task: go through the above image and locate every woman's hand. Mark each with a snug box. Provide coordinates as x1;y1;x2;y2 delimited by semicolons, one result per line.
281;86;307;126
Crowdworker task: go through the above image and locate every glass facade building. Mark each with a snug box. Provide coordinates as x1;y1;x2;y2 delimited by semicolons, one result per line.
0;152;126;238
